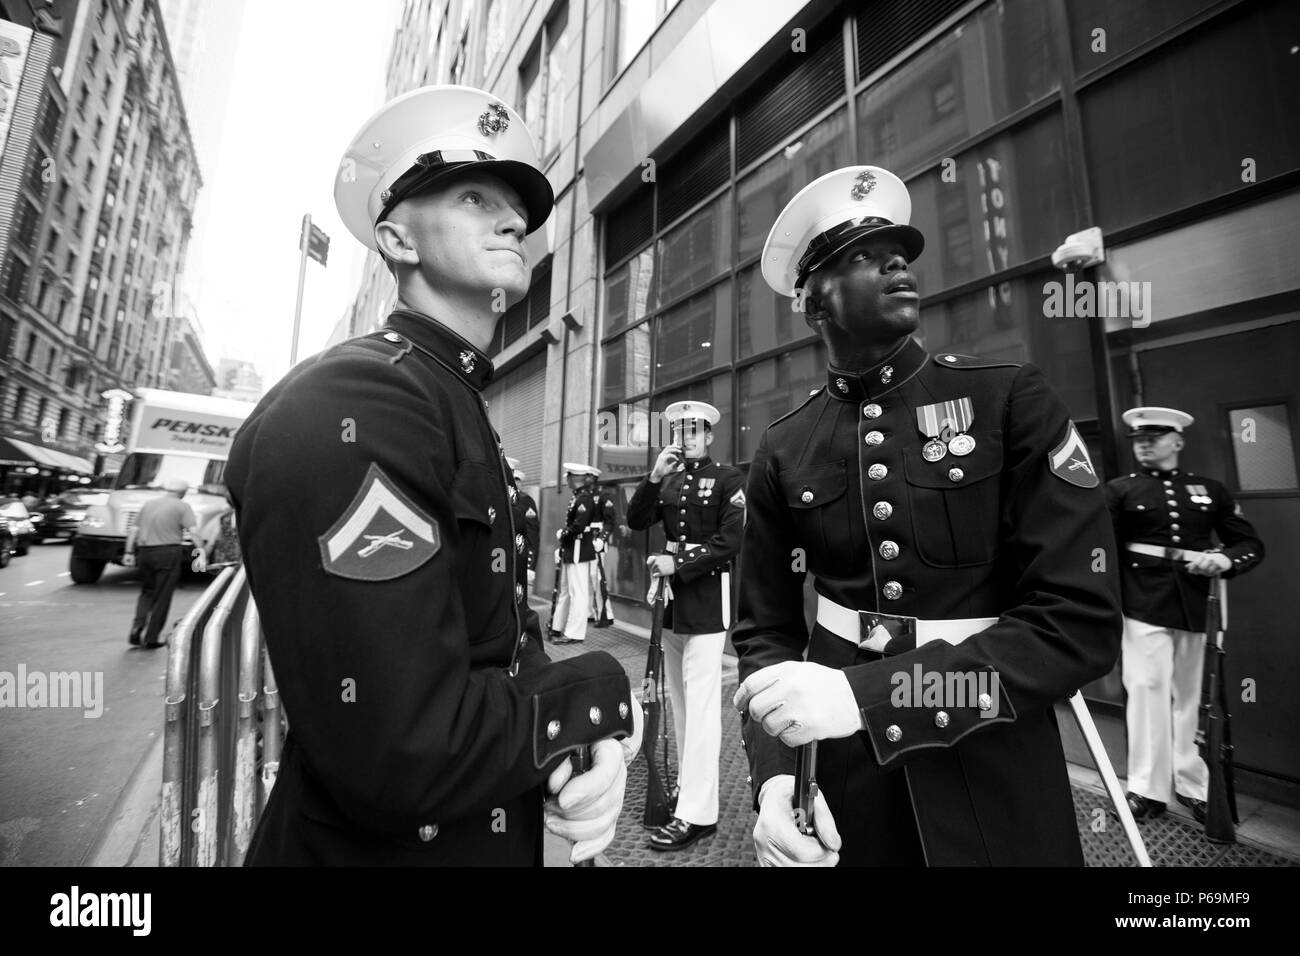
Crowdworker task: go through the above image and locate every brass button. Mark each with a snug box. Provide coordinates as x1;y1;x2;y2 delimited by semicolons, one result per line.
1163;480;1172;487
1169;511;1180;518
589;706;602;725
879;540;900;560
882;580;903;601
978;693;993;712
872;501;893;520
864;403;882;419
864;430;884;446
800;489;814;504
418;823;438;841
885;724;902;743
935;711;950;728
1171;535;1182;543
1170;523;1180;531
868;463;888;480
383;331;401;343
618;701;629;719
948;467;964;482
547;720;561;739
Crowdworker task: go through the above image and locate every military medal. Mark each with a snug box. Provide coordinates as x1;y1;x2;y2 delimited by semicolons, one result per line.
917;397;974;461
948;433;976;456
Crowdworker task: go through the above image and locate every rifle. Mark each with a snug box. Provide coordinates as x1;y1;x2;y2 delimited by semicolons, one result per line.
593;549;615;628
793;742;819;837
641;575;673;828
571;746;596;867
547;543;564;638
1198;577;1238;844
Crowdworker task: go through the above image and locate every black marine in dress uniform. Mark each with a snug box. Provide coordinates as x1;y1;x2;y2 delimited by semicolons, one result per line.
506;456;540;581
732;166;1123;866
227;87;635;866
552;464;615;642
1106;407;1264;823
626;401;745;850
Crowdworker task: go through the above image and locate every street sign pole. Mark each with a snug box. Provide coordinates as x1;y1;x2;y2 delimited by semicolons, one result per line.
289;214;311;366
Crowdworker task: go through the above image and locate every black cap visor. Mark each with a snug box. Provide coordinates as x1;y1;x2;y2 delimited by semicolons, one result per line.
796;220;925;290
378;155;554;233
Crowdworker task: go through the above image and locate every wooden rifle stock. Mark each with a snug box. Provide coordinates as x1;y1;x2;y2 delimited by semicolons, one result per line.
1198;578;1238;843
641;578;672;828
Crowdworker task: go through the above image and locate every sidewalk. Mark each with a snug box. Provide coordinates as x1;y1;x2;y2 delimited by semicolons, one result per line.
546;606;1300;868
95;604;1298;867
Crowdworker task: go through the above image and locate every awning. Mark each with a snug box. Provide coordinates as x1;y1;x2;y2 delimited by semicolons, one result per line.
0;436;95;473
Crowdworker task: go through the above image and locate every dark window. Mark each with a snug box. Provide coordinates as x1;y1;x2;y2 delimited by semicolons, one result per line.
4;256;29;302
1228;405;1298;491
908;109;1076;296
855;0;1058;175
1067;0;1218;69
655;196;730;307
652;283;731;389
603;246;654;336
737;342;827;462
1080;0;1300;231
40;100;61;145
602;323;651;405
736;262;813;361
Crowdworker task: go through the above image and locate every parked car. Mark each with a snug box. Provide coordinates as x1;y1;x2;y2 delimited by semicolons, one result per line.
0;517;13;568
33;490;109;542
0;499;37;556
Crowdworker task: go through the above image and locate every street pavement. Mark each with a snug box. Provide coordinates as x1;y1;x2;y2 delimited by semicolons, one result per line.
0;541;205;866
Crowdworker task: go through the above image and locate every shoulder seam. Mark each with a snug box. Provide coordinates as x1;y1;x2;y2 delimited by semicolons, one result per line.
770;387;823;429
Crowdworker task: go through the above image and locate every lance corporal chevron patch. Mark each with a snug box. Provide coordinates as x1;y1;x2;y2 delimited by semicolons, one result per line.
1049;421;1099;489
318;463;441;581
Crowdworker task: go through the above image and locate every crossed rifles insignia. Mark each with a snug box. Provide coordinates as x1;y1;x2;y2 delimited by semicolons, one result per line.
318;464;441;581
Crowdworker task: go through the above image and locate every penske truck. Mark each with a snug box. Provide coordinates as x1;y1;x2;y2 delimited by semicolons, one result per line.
70;389;256;584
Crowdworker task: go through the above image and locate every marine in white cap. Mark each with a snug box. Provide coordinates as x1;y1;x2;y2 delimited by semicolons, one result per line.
550;462;616;643
731;165;1123;866
627;400;745;850
227;86;639;867
1106;406;1264;825
504;456;539;584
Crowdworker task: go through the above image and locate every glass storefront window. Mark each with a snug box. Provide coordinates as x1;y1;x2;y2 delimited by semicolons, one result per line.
651;373;734;466
855;0;1058;174
656;196;731;307
907;109;1076;296
597;399;652;477
917;272;1096;421
737;261;817;360
602;322;651;405
1080;0;1300;232
604;246;655;335
737;109;849;262
737;341;828;462
653;282;731;389
603;478;662;600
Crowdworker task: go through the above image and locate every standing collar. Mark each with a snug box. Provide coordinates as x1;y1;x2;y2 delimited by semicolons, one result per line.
1141;466;1184;479
825;336;928;402
384;309;494;390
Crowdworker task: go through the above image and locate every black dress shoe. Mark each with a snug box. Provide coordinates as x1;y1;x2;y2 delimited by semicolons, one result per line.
1175;793;1208;824
648;817;716;852
128;628;142;646
1125;792;1166;820
142;640;167;649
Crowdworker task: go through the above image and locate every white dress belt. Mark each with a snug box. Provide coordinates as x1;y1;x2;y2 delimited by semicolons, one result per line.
664;542;702;554
1125;542;1209;562
816;594;997;653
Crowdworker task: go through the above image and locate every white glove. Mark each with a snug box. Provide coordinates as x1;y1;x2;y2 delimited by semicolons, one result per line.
733;661;863;746
752;774;841;867
593;538;605;553
122;553;136;568
544;738;627;864
527;568;537;585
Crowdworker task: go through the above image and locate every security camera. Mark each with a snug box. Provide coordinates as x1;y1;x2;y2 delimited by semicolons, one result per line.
1051;227;1105;273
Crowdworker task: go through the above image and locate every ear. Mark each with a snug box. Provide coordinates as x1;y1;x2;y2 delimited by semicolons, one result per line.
704;430;715;447
374;218;419;269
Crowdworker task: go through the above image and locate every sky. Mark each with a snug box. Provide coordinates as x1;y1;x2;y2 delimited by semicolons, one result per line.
183;0;403;389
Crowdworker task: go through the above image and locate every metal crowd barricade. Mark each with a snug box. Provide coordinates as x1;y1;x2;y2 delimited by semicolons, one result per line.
161;565;285;866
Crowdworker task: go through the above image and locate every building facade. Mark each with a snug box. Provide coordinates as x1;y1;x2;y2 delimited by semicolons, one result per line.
355;0;1299;797
0;0;202;494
